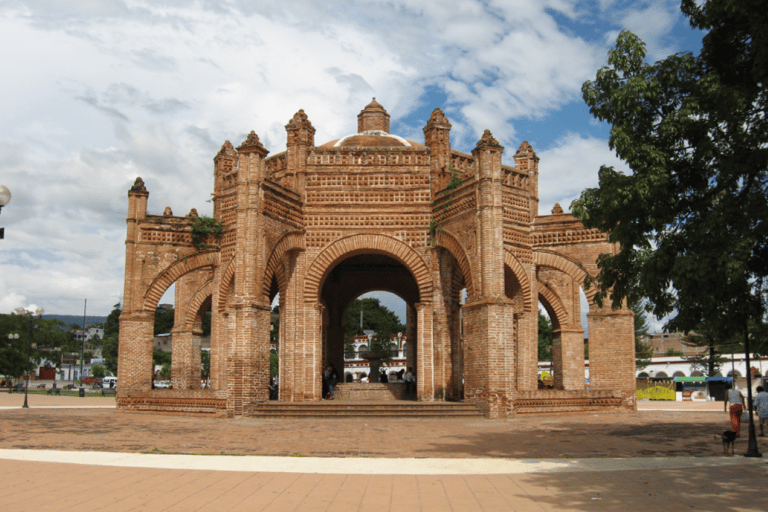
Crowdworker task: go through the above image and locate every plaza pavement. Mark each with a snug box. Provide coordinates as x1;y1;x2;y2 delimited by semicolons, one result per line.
1;393;767;511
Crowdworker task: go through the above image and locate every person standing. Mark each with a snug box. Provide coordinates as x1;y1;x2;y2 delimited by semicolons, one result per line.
404;367;415;395
725;382;745;437
753;385;768;437
326;364;338;400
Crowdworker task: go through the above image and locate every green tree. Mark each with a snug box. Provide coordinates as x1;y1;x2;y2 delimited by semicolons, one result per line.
102;304;121;375
270;352;279;379
629;296;654;370
91;364;106;379
153;349;172;367
0;314;74;380
160;363;171;379
102;335;118;375
103;304;121;338
343;298;405;340
537;311;552;361
154;308;175;335
201;311;212;336
344;338;357;359
342;298;404;383
572;1;768;341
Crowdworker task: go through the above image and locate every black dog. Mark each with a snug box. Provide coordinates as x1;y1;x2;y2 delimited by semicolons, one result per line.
721;430;737;455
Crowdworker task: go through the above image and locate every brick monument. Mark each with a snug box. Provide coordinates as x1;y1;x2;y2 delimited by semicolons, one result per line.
117;99;636;418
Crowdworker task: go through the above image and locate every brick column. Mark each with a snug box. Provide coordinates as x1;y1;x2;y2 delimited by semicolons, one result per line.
285;110;315;194
302;302;325;400
587;306;636;409
473;130;505;299
552;327;585;390
415;302;434;401
117;310;154;394
171;330;193;389
279;250;305;401
423;107;452;195
405;303;416;371
462;299;516;418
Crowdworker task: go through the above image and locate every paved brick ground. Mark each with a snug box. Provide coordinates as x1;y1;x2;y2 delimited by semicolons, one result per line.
1;394;767;511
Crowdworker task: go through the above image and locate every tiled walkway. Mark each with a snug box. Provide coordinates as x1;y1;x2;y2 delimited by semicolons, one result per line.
1;394;766;511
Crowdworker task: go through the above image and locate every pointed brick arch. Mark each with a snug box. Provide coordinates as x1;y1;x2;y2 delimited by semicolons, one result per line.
538;282;568;329
184;280;213;330
217;257;236;313
262;231;305;299
534;250;597;304
303;234;432;301
435;230;475;298
143;251;219;313
504;249;532;312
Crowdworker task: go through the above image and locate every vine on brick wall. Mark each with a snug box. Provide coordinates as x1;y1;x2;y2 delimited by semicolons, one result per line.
190;216;223;251
428;166;463;246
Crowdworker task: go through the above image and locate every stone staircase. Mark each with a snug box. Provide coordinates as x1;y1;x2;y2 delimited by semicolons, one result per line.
249;400;484;419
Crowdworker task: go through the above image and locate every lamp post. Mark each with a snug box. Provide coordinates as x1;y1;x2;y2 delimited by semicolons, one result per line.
7;333;19;393
14;306;44;408
0;184;10;240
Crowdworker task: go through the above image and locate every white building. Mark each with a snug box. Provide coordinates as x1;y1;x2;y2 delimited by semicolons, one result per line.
344;331;408;381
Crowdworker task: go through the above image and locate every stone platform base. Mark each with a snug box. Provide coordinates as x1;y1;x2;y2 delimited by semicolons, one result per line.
334;382;407;400
250;400;482;418
513;389;630;414
117;390;227;417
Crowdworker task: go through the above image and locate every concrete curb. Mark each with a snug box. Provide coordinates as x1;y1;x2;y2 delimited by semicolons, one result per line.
1;449;764;475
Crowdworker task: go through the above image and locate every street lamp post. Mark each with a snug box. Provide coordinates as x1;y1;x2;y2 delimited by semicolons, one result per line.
14;306;44;408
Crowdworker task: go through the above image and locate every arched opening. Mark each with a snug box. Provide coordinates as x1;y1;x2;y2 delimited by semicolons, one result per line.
340;292;407;387
319;253;419;400
269;290;279;400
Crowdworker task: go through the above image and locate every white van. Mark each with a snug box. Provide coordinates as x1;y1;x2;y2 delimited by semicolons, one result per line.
102;376;117;389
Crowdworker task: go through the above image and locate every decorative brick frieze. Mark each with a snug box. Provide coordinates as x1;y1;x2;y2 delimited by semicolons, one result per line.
305;214;430;229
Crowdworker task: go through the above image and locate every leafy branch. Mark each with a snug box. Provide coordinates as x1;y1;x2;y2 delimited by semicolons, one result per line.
190;216;223;251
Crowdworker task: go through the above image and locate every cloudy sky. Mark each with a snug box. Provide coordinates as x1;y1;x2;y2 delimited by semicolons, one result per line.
0;0;702;330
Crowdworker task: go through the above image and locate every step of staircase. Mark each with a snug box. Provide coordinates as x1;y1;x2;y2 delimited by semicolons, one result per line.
249;400;484;419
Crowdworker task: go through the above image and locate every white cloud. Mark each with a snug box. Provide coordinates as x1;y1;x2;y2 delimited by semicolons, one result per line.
0;1;693;315
599;1;685;61
537;132;630;216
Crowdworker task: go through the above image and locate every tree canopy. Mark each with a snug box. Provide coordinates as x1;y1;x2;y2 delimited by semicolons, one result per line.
343;298;405;364
101;303;121;375
629;296;654;370
572;0;767;339
343;298;405;340
0;313;74;379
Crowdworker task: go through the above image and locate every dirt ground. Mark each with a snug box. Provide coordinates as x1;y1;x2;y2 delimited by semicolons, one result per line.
1;394;764;459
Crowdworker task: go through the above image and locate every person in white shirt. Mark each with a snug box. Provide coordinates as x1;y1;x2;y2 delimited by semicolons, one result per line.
753;385;768;437
404;367;415;394
725;382;745;437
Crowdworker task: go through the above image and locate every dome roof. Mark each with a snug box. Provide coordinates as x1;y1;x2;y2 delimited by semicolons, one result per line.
318;130;424;149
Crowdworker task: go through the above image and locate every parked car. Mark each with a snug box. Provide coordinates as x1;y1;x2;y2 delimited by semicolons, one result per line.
102;376;117;389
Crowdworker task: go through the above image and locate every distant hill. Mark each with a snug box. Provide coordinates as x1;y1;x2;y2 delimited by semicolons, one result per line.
43;315;108;330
